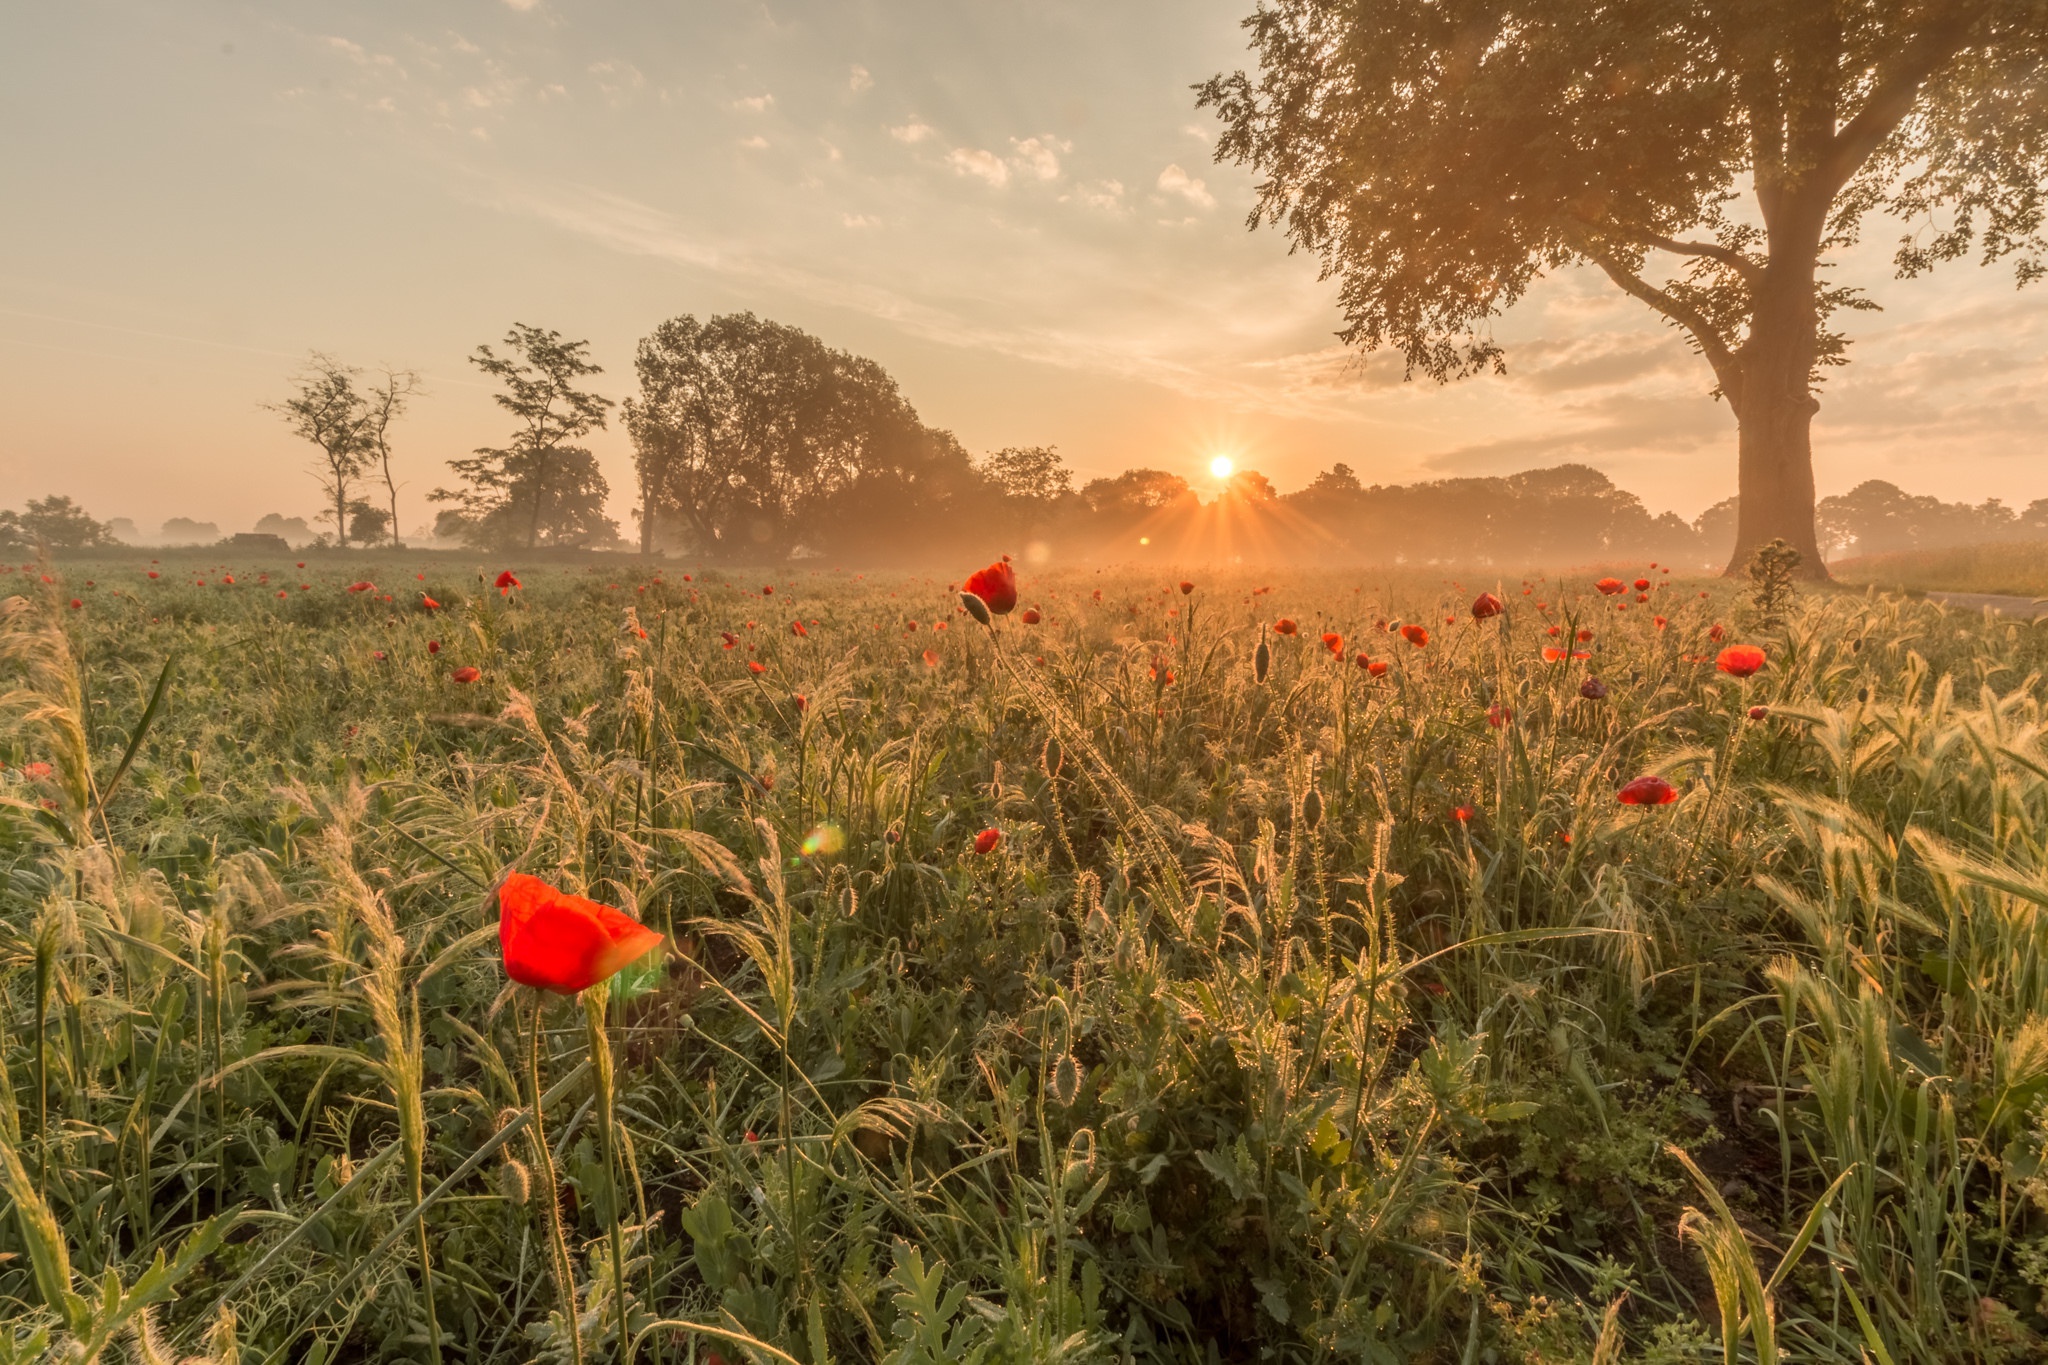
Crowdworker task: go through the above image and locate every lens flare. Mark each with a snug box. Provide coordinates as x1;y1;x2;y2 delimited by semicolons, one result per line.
800;823;846;858
1210;455;1234;479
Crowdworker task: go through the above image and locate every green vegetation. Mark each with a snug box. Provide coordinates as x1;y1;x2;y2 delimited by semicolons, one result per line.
1834;540;2048;600
5;552;2048;1362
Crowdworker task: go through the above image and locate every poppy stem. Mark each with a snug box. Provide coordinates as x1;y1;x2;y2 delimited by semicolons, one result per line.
528;993;584;1365
583;985;635;1365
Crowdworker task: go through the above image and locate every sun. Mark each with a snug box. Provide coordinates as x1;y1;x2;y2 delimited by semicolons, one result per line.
1209;455;1235;480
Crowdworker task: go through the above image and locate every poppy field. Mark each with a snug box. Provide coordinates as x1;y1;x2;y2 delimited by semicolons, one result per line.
7;553;2048;1363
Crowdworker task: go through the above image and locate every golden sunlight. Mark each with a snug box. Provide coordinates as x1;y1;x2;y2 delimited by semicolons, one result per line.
1209;455;1234;479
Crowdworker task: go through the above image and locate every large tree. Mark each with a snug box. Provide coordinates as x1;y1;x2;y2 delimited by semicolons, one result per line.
624;313;963;558
1198;1;2048;576
0;495;118;552
270;354;373;548
435;325;618;551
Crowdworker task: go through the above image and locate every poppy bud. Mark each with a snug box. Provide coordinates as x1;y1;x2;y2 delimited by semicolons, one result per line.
885;826;901;844
1857;686;1869;703
1043;735;1064;775
1301;788;1323;830
1179;580;1194;595
1748;705;1768;720
1253;636;1271;684
960;591;992;626
1049;1054;1083;1107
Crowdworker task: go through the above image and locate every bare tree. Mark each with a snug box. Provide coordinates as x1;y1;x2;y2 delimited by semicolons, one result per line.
270;354;372;548
363;366;423;548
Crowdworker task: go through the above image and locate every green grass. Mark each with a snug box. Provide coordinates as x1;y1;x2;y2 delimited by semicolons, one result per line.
1832;539;2048;597
4;551;2048;1362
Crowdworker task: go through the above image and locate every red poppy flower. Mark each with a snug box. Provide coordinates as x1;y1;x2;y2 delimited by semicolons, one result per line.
422;595;441;610
428;640;441;654
23;762;53;779
1021;608;1041;624
762;585;774;596
1653;615;1667;630
973;828;1002;855
1633;578;1650;591
68;599;82;610
347;581;375;594
451;666;481;683
1748;705;1769;720
1452;805;1474;823
498;872;662;996
1617;775;1677;806
963;561;1018;614
296;562;306;568
1716;644;1767;678
372;650;388;661
1353;652;1371;669
1471;592;1503;620
1273;618;1298;636
1596;577;1624;595
1367;660;1389;677
922;649;939;667
1487;704;1513;727
495;570;521;595
1576;628;1594;642
793;693;808;712
276;590;287;598
147;571;159;579
1179;580;1194;595
1707;623;1725;642
790;620;807;637
1542;647;1591;662
747;660;766;674
1546;624;1561;637
1321;632;1343;655
1400;624;1429;647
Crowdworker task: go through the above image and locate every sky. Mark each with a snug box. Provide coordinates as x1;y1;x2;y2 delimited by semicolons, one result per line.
5;0;2047;541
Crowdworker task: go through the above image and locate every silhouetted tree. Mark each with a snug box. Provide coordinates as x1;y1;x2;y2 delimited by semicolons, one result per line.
979;446;1073;501
0;495;117;552
1200;2;2048;577
626;313;976;559
435;325;618;550
270;353;372;548
363;366;422;550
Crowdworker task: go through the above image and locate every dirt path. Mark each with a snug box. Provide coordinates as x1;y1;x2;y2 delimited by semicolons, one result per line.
1918;590;2048;620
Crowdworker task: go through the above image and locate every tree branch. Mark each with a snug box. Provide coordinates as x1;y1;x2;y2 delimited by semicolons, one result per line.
1584;249;1745;408
1633;232;1765;286
1817;4;1990;195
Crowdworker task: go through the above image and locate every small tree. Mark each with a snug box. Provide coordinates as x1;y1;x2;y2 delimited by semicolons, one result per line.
363;367;422;550
271;354;372;548
434;325;617;550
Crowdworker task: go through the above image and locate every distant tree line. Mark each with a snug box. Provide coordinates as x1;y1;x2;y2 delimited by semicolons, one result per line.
12;312;2048;568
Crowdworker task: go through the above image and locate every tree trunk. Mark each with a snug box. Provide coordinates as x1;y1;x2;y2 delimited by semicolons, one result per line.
1722;202;1831;581
1723;381;1826;578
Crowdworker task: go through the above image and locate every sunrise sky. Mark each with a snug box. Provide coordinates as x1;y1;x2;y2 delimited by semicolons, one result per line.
7;0;2047;538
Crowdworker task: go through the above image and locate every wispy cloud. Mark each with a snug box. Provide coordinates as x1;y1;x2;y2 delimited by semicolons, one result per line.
947;146;1010;187
848;65;872;92
888;120;934;144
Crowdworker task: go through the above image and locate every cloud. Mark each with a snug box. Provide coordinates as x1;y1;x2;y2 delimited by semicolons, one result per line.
889;120;934;144
1156;164;1215;209
501;0;540;9
1009;135;1068;181
1068;179;1125;212
731;93;773;113
738;135;769;150
947;147;1010;187
843;212;880;229
849;65;872;92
